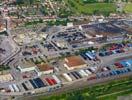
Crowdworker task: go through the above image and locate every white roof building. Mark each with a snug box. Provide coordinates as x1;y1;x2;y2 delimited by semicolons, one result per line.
17;61;36;73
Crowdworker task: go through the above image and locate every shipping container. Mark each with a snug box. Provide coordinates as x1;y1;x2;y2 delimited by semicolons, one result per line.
81;70;88;76
22;83;28;91
85;69;92;75
67;73;76;80
70;72;79;79
51;79;57;85
9;85;14;92
90;67;96;72
33;78;45;88
12;84;20;92
88;68;94;73
40;79;47;86
80;53;87;60
63;73;72;82
78;71;85;77
23;81;30;90
79;70;86;77
74;71;82;78
111;71;117;75
45;78;53;85
24;81;34;90
29;80;38;89
85;52;93;60
52;75;61;84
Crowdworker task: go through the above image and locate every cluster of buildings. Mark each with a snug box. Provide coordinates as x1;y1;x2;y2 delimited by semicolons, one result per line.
17;61;54;76
18;55;88;75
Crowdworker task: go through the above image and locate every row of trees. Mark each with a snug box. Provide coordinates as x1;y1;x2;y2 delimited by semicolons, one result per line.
16;0;41;5
83;0;131;3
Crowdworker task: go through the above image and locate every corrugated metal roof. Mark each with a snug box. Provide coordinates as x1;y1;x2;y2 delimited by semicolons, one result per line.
36;63;53;72
65;56;86;68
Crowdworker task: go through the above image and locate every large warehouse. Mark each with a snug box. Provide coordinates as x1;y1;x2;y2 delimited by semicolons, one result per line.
64;56;87;70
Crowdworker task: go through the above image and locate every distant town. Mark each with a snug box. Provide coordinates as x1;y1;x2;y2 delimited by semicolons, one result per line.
0;0;132;100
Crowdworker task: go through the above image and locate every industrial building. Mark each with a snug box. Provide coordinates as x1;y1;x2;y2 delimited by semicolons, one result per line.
80;20;131;43
17;61;36;73
64;56;87;70
36;63;54;76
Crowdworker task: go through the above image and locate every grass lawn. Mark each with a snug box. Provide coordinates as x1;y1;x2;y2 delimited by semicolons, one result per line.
100;89;132;100
64;0;116;15
124;3;132;13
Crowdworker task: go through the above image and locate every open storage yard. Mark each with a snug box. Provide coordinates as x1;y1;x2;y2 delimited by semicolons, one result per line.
32;77;132;100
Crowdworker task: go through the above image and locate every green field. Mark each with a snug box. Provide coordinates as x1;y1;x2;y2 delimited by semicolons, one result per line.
65;0;116;16
124;3;132;13
100;90;132;100
35;77;132;100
